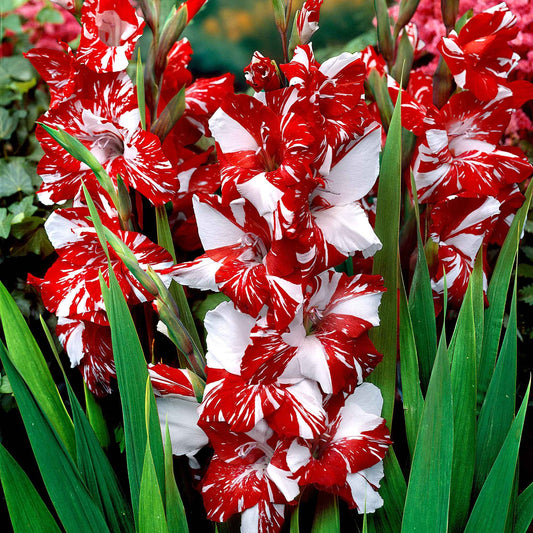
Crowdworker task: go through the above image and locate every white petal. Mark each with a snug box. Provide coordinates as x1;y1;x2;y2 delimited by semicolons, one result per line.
193;196;245;251
172;256;220;291
322;125;381;204
334;383;384;440
266;464;300;501
328;289;383;328
348;462;385;514
155;395;208;457
208;108;259;154
286;439;312;473
296;336;333;393
313;203;382;257
205;301;256;375
236;172;283;216
320;52;359;78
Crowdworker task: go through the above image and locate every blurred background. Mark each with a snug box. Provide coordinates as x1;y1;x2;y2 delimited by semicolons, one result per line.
182;0;376;89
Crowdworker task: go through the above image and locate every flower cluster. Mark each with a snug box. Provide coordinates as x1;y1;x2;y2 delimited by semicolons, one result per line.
384;3;533;307
26;0;232;394
154;29;391;529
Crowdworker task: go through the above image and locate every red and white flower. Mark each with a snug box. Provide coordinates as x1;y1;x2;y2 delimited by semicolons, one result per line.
56;315;115;396
284;382;390;512
31;207;176;319
439;3;520;101
297;0;324;45
149;363;209;458
241;270;385;395
244;51;281;92
77;0;145;73
430;195;501;305
37;68;178;206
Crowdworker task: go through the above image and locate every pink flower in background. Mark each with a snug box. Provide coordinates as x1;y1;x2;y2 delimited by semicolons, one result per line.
13;0;80;51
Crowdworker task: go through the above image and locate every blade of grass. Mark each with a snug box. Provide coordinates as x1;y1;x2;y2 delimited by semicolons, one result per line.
137;50;146;130
68;383;134;532
515;482;533;533
100;268;166;516
83;183;166;515
448;274;477;532
367;447;406;533
0;342;110;532
0;282;75;458
399;272;424;458
39;316;132;531
474;271;518;494
164;422;189;532
155;204;204;354
0;443;61;533
464;381;530;533
401;333;453;533
408;173;438;392
138;379;169;533
368;79;403;427
311;492;340;533
479;181;532;406
84;383;111;450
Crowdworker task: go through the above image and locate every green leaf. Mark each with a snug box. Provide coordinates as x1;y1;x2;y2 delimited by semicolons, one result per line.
0;208;13;238
311;492;340;533
164;423;189;533
136;50;146;131
138;439;169;533
290;498;300;533
8;196;37;219
138;380;169;533
515;482;533;533
67;381;134;533
0;343;110;532
0;443;61;533
368;73;402;427
399;273;423;458
84;383;111;449
367;448;406;533
0;56;35;81
518;283;533;305
0;158;34;197
408;179;437;391
517;263;533;279
401;334;453;532
0;108;18;139
155;204;204;359
474;273;518;494
36;6;64;23
479;181;532;405
448;275;477;532
0;281;75;457
100;268;166;516
464;382;530;533
1;13;22;34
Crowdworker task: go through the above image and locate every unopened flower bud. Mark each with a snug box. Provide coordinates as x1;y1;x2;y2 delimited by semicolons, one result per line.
394;0;421;39
244;52;281;92
103;228;160;296
151;86;186;142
